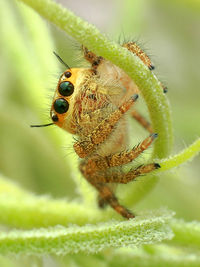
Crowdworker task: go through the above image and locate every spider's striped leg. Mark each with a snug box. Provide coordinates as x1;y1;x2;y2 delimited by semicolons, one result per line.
80;160;159;219
80;158;135;218
79;134;160;219
81;133;158;175
81;162;160;185
95;183;135;219
122;42;154;70
82;46;103;70
123;42;167;93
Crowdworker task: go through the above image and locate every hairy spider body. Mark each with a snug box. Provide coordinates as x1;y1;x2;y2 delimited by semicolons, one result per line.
50;42;162;219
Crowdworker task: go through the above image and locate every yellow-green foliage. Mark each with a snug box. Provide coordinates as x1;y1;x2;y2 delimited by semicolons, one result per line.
0;0;200;266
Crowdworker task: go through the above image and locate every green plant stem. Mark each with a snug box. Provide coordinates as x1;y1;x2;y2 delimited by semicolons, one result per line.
170;219;200;249
101;244;200;267
118;137;200;206
0;211;173;255
0;174;113;228
124;138;200;205
158;138;200;171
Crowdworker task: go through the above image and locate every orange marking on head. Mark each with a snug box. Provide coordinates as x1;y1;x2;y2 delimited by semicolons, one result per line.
50;68;85;132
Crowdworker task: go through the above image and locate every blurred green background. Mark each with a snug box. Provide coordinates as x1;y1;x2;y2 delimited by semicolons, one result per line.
0;0;200;227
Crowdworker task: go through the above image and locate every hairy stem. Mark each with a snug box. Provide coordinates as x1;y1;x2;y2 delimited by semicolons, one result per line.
159;138;200;171
169;219;200;249
0;210;173;254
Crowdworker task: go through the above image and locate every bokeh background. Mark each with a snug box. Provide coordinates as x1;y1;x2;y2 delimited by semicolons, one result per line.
0;0;200;257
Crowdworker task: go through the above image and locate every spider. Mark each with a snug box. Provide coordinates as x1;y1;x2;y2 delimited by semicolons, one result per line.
32;42;166;219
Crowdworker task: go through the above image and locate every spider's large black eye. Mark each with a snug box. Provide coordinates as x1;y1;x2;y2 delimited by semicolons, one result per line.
53;98;69;114
51;114;58;122
64;71;71;78
59;81;74;96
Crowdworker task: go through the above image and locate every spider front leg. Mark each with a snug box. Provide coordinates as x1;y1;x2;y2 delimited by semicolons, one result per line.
80;133;160;219
81;133;158;175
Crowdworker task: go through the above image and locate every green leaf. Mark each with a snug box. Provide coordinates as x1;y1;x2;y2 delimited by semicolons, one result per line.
0;174;111;228
1;0;200;264
0;209;173;255
98;244;200;267
170;219;200;249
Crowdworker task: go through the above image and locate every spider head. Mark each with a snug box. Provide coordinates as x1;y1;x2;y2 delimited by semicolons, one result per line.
50;68;85;133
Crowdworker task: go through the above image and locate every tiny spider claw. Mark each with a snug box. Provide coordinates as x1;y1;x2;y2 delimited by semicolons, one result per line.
132;94;139;101
149;64;155;70
154;163;161;169
151;133;158;139
125;209;135;219
163;87;168;93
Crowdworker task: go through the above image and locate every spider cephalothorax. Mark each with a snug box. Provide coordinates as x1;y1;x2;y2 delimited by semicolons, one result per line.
49;42;165;219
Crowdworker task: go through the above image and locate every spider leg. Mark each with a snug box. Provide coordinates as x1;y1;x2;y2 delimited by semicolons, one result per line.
107;163;160;184
83;44;167;93
81;161;160;184
123;42;167;93
97;194;108;209
79;134;160;218
82;46;103;70
95;183;135;218
131;110;153;133
93;133;157;209
80;160;159;219
122;42;154;70
73;94;138;158
80;161;135;218
81;133;157;175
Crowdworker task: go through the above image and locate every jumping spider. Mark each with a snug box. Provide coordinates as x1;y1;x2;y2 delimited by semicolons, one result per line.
33;42;166;219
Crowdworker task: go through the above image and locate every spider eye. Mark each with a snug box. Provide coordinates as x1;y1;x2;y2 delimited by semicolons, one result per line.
51;114;58;122
59;81;74;96
53;98;69;114
64;71;71;78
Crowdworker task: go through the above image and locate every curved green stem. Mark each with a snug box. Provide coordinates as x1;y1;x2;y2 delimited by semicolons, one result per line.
159;138;200;171
120;137;200;206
